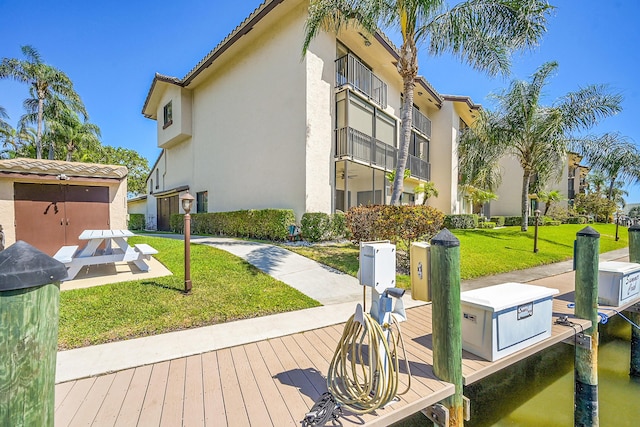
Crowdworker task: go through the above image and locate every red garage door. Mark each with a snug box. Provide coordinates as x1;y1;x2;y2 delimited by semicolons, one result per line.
15;183;110;256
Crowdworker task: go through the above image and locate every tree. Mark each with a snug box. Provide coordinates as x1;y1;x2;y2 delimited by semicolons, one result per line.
629;206;640;220
538;190;563;215
460;61;622;231
79;145;150;196
0;45;84;159
414;181;438;205
303;0;552;205
581;132;640;201
54;113;101;162
465;185;497;216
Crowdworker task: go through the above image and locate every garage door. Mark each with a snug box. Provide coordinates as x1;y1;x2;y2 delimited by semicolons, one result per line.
15;183;110;256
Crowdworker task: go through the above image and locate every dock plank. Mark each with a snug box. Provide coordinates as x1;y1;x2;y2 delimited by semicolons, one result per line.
183;355;205;427
69;373;114;426
202;352;228;427
137;361;170;426
160;358;186;427
92;368;135;427
230;346;272;426
217;347;250;427
115;364;152;426
55;377;96;427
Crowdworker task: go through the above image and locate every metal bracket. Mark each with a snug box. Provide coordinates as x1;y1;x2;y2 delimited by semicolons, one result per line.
627;304;640;314
563;332;592;350
463;396;471;421
422;403;449;427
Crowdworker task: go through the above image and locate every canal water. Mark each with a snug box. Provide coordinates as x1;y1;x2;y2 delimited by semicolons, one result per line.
464;315;640;427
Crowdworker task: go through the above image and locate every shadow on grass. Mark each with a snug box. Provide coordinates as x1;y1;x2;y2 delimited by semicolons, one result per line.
141;280;184;294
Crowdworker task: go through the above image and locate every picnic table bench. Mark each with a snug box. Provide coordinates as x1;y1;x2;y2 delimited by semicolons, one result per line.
53;230;158;281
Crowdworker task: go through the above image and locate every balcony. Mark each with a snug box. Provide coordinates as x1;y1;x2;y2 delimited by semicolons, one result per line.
335;54;387;108
411;106;431;139
408;155;430;181
335;127;429;181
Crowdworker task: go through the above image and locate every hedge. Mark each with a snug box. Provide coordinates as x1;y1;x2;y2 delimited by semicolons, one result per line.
444;214;478;229
567;216;588;224
478;221;496;229
170;209;295;241
346;205;444;244
490;216;505;227
128;213;145;230
300;211;350;242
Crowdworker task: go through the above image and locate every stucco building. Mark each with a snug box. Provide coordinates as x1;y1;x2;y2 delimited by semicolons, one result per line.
137;0;480;230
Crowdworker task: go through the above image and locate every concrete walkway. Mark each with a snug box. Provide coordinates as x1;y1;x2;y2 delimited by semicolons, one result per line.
55;235;630;384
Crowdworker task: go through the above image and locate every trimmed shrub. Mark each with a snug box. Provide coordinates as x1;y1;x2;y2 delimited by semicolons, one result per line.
301;212;332;242
567;216;587;224
490;216;505;227
128;214;145;230
331;210;350;240
346;205;445;245
478;221;496;229
504;216;522;226
546;220;562;226
444;214;478;229
170;209;295;241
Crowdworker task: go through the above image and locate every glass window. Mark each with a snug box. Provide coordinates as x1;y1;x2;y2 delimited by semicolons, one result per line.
163;101;173;128
197;191;208;213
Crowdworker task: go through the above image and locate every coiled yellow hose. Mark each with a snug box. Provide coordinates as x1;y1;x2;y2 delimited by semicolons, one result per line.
326;311;411;414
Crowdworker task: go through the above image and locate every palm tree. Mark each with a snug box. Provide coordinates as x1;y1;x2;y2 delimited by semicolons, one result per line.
465;185;498;216
461;61;622;231
414;181;438;205
53;113;101;162
0;45;84;159
581;132;640;201
303;0;552;205
538;190;562;215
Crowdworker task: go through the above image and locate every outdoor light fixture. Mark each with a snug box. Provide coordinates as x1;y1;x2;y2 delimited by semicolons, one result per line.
180;191;195;293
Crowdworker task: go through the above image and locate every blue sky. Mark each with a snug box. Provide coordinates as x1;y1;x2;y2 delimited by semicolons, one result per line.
1;1;639;202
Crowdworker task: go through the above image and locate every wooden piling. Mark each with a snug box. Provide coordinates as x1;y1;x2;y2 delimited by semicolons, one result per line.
628;225;640;377
430;229;463;426
574;226;600;427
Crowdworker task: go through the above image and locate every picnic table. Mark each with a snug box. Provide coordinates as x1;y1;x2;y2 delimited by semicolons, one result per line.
53;229;158;281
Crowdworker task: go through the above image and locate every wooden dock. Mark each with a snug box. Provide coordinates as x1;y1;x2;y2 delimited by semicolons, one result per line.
55;268;640;427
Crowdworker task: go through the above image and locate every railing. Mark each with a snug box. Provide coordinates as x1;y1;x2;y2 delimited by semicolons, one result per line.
412;106;431;138
408;155;430;181
336;127;429;181
335;54;387;108
399;105;432;138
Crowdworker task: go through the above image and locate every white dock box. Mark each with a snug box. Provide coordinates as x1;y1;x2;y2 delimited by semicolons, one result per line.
460;283;559;361
598;261;640;306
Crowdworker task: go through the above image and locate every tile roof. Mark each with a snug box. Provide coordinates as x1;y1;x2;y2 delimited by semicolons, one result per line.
0;158;128;179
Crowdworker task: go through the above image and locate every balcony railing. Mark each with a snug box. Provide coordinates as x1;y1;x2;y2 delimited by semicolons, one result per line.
412;106;431;138
336;127;429;181
401;105;432;139
408;155;430;181
336;54;387;108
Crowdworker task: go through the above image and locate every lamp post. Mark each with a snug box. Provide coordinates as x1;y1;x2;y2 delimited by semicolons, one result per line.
180;191;195;294
533;209;541;253
615;211;620;241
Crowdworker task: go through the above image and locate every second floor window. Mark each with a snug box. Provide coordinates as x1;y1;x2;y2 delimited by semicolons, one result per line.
197;191;208;213
163;101;173;128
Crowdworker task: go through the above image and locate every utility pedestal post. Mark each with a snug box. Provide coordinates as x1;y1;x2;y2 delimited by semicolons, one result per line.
430;229;463;426
628;225;640;377
574;226;600;427
0;241;67;426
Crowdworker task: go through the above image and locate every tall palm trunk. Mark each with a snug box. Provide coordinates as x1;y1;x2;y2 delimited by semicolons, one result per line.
36;95;44;159
521;170;532;231
391;38;417;205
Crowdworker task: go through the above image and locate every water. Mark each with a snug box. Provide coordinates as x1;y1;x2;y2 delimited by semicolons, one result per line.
466;316;640;427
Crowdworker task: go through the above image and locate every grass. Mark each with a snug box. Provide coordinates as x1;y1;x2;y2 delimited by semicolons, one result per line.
284;224;628;283
58;236;320;350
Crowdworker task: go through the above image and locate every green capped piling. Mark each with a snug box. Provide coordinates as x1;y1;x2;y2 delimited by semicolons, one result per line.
628;225;640;377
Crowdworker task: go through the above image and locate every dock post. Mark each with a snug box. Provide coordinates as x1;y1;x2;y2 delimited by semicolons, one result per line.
628;225;640;377
430;229;463;426
574;226;600;427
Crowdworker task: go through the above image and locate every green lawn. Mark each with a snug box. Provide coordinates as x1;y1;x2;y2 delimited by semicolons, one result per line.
285;224;628;284
58;236;319;350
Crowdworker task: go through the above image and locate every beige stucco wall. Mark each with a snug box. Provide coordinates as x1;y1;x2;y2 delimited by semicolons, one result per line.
185;0;310;219
157;85;193;149
127;198;147;215
429;101;461;214
0;179;14;247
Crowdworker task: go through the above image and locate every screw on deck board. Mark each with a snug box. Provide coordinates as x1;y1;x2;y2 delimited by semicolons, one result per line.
430;229;464;426
628;226;640;377
574;226;600;427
